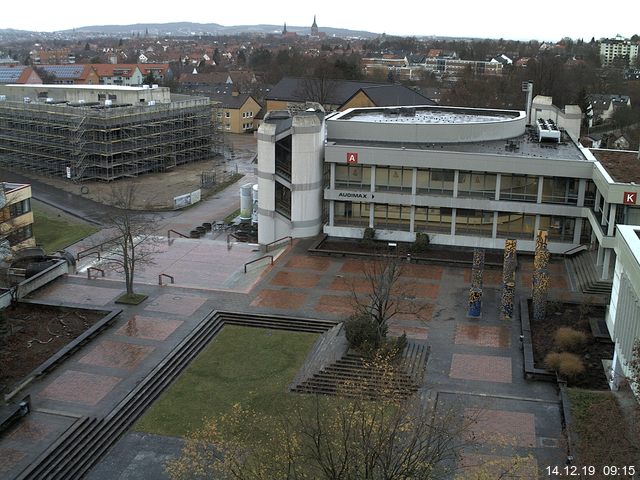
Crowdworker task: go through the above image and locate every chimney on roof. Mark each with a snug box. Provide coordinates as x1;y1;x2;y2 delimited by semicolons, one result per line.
231;90;239;97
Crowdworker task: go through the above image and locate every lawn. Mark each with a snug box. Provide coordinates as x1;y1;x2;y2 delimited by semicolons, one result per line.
567;388;639;473
134;325;319;438
32;204;98;253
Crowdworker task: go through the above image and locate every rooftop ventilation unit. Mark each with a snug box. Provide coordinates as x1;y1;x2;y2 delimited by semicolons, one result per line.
537;118;561;143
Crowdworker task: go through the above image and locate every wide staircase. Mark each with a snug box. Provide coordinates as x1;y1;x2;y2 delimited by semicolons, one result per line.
14;312;336;480
290;333;429;400
567;250;613;296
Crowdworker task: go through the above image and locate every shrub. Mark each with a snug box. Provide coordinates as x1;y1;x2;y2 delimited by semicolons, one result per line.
376;333;407;361
545;352;585;378
344;313;381;353
554;327;587;351
410;232;430;254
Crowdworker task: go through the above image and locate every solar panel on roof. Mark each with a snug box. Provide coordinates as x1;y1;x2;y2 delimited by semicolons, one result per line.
40;65;84;79
0;69;23;83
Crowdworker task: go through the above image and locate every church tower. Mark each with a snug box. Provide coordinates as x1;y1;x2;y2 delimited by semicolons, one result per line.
311;15;318;36
282;22;287;35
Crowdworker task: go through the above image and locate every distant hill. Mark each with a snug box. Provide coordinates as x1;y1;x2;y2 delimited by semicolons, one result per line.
64;21;378;38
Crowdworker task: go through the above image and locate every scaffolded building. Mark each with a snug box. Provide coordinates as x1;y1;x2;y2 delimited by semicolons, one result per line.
0;85;212;182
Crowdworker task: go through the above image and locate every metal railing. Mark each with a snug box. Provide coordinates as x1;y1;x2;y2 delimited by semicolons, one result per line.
265;236;293;253
87;267;104;279
563;244;588;256
244;255;273;273
158;273;175;285
167;229;188;239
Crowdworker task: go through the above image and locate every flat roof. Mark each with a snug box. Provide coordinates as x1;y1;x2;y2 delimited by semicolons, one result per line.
590;149;640;184
334;105;521;125
330;130;588;162
5;84;165;92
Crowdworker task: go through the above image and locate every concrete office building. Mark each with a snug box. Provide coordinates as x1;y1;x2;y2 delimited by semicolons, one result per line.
257;104;640;272
257;103;640;394
0;84;212;182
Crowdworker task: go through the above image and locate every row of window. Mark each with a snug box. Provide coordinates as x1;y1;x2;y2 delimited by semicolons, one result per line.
6;224;33;246
333;201;579;242
334;165;585;205
0;198;31;222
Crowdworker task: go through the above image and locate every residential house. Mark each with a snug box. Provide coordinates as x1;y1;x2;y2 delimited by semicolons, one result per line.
211;91;261;133
93;64;144;86
0;66;43;85
265;77;435;113
35;64;99;85
137;64;172;83
588;94;632;127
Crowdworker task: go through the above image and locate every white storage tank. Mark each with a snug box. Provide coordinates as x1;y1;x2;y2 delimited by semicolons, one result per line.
239;183;253;220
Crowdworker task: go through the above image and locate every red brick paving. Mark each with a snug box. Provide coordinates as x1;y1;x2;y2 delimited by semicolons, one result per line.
339;259;369;274
397;281;440;299
392;301;434;322
388;322;428;340
457;453;538;479
39;370;121;406
449;354;512;383
7;418;56;442
115;316;183;341
270;271;322;289
78;340;155;370
0;448;25;472
314;295;355;316
454;325;511;348
144;293;207;316
328;276;372;293
285;255;332;271
401;264;443;280
250;289;307;309
465;408;536;447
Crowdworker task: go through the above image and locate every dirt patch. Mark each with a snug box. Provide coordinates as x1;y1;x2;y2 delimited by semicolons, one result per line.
0;303;106;395
530;301;613;389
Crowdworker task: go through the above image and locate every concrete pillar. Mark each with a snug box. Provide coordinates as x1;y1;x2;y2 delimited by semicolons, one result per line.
596;244;604;266
594;189;601;212
370;165;376;194
537;176;544;203
411;167;417;196
573;217;583;244
450;208;456;236
577;179;586;206
453;170;459;198
330;162;335;189
601;200;609;226
495;173;501;200
410;205;416;233
602;248;612;280
329;200;334;226
492;211;498;238
534;215;540;241
607;203;617;237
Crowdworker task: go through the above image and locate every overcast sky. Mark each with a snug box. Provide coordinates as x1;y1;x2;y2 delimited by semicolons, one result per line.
2;0;638;42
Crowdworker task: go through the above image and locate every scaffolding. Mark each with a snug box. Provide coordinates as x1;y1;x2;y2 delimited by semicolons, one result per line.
0;96;213;182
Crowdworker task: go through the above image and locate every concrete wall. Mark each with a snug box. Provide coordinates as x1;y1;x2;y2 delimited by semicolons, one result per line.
257;122;277;244
328;107;526;144
0;84;171;104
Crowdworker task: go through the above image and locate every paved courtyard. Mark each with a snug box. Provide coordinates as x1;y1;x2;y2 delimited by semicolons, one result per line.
0;237;572;479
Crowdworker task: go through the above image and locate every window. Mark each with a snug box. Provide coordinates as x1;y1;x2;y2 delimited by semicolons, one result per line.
9;198;31;218
416;168;454;195
539;215;576;242
334;201;369;226
6;224;33;246
500;174;538;202
496;212;536;239
414;206;452;233
541;177;578;205
225;112;230;118
457;171;497;199
373;204;411;231
455;209;492;236
375;166;412;192
335;165;371;189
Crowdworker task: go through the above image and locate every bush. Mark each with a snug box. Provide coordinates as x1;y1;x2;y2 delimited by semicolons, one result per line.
410;232;430;254
554;327;587;351
377;333;407;361
360;227;376;248
545;352;585;378
344;313;381;353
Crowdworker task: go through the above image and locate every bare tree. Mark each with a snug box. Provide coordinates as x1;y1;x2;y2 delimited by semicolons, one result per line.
97;183;160;300
165;354;525;480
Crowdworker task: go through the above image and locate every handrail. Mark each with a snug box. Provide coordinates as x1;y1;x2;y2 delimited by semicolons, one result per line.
563;244;588;256
244;255;273;273
87;267;105;279
158;273;175;285
78;251;101;262
167;229;188;239
265;236;293;253
76;235;122;262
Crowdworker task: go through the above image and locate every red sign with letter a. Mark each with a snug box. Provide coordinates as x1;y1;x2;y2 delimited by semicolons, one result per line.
346;152;358;164
623;192;637;205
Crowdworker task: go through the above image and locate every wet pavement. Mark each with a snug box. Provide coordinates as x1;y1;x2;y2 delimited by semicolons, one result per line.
0;237;574;479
